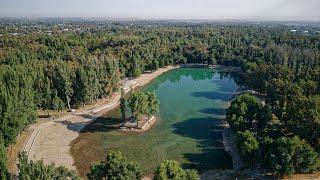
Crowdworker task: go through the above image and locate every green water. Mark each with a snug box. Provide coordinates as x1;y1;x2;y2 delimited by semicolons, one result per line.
93;68;239;173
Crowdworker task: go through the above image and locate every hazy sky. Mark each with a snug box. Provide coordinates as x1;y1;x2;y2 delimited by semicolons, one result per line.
0;0;319;20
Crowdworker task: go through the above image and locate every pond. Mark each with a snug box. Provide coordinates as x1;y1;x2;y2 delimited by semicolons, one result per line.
71;68;240;176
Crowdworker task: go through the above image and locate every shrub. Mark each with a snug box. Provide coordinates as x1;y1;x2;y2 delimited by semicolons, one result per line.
226;93;262;131
153;160;199;180
88;150;143;180
237;130;259;163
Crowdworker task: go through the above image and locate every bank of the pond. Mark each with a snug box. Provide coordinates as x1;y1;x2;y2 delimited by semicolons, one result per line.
71;68;241;177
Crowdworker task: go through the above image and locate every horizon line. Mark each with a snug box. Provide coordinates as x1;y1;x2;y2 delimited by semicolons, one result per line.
0;16;320;22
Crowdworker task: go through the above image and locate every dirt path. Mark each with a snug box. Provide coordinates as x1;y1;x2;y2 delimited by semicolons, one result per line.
19;65;178;171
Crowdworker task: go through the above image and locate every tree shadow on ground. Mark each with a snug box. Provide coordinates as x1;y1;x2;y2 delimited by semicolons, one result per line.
55;120;90;132
81;108;123;133
79;114;97;121
55;113;123;133
80;116;121;133
38;114;50;118
190;91;231;101
172;117;233;172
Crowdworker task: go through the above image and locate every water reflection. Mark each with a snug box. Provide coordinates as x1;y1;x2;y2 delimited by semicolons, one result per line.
147;67;244;91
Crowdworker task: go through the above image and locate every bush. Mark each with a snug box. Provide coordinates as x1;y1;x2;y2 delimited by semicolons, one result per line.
153;160;199;180
226;93;262;131
185;169;199;180
237;130;259;163
88;150;143;180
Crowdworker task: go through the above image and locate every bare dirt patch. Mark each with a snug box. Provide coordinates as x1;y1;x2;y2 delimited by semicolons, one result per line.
282;173;320;180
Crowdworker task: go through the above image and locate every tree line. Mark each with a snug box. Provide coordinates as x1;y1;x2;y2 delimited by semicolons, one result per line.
1;147;198;180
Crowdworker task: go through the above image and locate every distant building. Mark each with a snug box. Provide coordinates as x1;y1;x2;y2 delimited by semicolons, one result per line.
9;32;19;36
290;29;297;33
46;31;53;35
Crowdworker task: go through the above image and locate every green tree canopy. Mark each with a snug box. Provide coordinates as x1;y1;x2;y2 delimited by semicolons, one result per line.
153;160;199;180
128;91;148;121
146;92;160;117
237;130;259;163
263;136;320;175
88;150;143;180
226;93;262;132
128;91;159;122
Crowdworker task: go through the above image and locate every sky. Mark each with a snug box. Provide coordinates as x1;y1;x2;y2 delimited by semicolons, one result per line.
0;0;319;21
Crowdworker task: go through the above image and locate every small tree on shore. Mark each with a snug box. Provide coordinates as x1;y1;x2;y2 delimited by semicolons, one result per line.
208;50;217;65
146;92;160;118
128;91;159;124
120;88;126;122
237;130;259;164
52;90;65;116
226;93;262;132
128;91;148;122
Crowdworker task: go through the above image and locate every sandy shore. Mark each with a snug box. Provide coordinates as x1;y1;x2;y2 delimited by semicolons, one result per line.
13;65;178;172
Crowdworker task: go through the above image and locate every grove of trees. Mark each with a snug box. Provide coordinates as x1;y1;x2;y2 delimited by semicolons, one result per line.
227;94;320;176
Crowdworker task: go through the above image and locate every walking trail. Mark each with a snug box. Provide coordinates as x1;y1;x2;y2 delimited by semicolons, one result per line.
21;66;178;170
